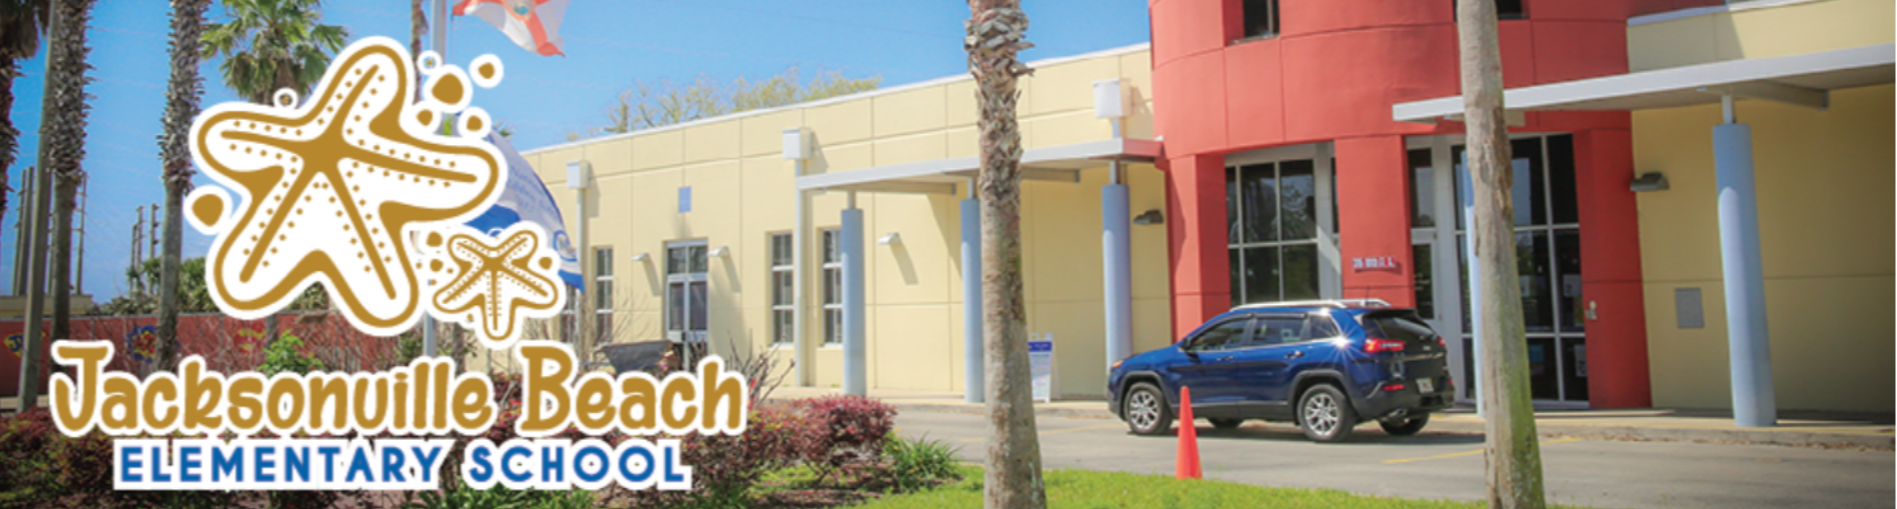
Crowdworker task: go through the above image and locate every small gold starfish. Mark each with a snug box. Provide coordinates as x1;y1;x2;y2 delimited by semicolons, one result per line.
428;225;563;345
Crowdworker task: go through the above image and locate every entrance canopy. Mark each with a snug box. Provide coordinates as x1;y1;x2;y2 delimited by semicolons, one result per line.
1392;43;1894;122
795;137;1162;195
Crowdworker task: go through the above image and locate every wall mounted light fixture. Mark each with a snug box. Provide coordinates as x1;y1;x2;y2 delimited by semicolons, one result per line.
708;246;730;258
1132;209;1164;225
630;252;650;262
1630;172;1670;192
878;232;902;246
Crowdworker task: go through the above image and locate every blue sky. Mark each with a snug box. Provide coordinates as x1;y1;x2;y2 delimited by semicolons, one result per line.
2;0;1150;300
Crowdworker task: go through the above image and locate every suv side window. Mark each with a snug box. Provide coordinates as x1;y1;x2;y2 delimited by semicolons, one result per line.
1188;318;1251;351
1305;312;1342;340
1253;315;1309;346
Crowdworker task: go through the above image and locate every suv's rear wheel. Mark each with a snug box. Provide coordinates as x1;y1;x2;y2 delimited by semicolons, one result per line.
1297;384;1357;442
1379;414;1430;436
1123;383;1174;436
1209;418;1243;430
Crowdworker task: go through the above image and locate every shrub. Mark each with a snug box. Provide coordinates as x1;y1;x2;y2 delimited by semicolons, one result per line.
258;333;325;375
878;433;962;493
791;395;896;486
0;408;59;506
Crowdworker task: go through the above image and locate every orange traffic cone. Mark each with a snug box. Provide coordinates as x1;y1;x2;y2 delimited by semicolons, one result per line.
1175;385;1202;480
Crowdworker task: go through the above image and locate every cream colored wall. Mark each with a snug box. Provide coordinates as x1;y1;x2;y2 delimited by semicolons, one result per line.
512;46;1167;398
1629;0;1895;71
1632;84;1894;412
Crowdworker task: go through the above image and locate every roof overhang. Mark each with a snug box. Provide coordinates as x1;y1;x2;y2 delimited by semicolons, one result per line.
1393;43;1895;123
796;137;1162;195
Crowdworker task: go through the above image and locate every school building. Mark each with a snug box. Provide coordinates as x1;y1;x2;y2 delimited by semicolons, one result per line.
512;0;1893;417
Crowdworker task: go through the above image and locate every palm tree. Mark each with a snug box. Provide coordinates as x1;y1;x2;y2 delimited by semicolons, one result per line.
42;0;92;354
965;2;1045;508
0;0;46;257
201;0;346;344
154;0;210;373
1456;0;1546;507
200;0;347;104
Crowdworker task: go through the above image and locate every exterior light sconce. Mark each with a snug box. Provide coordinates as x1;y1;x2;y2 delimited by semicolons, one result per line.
1132;209;1164;225
630;252;650;263
878;232;902;246
1630;172;1670;192
707;246;731;258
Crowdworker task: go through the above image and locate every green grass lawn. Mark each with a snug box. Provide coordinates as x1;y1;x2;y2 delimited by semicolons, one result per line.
852;465;1587;509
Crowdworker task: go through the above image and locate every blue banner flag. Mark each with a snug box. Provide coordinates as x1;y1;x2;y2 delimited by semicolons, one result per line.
467;133;585;289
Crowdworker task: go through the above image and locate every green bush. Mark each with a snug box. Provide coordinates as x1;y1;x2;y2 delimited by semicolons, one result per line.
881;433;962;493
258;333;325;375
406;485;592;509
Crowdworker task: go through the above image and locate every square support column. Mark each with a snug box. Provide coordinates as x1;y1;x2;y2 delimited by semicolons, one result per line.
1164;153;1231;340
841;205;867;396
1334;136;1415;306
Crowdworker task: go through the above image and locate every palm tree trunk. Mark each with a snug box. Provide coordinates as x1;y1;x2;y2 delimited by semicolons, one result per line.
45;0;94;348
155;0;208;373
966;2;1045;508
1455;1;1546;508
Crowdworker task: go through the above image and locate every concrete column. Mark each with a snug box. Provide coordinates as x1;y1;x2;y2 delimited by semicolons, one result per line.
840;204;867;396
961;197;983;403
1102;180;1133;368
1714;121;1776;427
1334;136;1416;306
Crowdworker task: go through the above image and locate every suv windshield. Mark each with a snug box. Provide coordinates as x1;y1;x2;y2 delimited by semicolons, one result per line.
1361;310;1437;343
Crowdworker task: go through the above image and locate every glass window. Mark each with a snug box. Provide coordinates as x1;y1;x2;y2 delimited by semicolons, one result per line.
1190;318;1250;351
1454;0;1525;21
1408;149;1435;228
1242;247;1280;305
1556;230;1583;332
1305;313;1341;340
1412;244;1434;319
769;232;794;344
1452;139;1548;229
1547;134;1578;225
820;228;843;345
1242;164;1278;243
1254;315;1309;345
1280;244;1319;301
1279;160;1315;240
1363;310;1438;343
1226;167;1241;245
1517;231;1554;333
1241;0;1279;39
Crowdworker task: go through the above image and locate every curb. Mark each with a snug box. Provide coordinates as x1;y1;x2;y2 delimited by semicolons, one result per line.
876;400;1895;450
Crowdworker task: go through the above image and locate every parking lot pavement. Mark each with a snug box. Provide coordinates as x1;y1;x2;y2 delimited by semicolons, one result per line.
896;411;1896;509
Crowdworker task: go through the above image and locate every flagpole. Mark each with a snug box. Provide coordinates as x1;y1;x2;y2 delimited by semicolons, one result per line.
421;0;448;359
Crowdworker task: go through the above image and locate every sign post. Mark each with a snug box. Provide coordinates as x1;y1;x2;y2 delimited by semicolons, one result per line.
1029;334;1054;403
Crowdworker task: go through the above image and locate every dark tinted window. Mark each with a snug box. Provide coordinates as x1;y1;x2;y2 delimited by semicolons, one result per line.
1254;316;1308;345
1190;318;1251;351
1362;311;1439;342
1242;0;1279;39
1454;0;1525;21
1306;313;1341;340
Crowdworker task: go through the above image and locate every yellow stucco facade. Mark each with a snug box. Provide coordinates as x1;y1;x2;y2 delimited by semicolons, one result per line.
1629;0;1894;412
507;45;1169;399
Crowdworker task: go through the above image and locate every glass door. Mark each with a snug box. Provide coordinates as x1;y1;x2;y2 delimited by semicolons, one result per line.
665;241;709;361
1411;134;1587;405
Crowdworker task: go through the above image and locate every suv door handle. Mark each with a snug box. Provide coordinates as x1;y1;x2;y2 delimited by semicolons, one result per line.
1284;351;1305;359
1215;356;1235;362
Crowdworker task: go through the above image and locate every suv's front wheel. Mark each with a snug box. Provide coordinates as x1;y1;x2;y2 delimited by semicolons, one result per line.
1122;383;1174;436
1297;384;1357;442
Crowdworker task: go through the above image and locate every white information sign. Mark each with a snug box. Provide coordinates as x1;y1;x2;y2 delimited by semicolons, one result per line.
1029;334;1054;403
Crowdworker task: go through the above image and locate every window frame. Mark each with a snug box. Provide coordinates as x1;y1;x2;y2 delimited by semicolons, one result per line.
768;232;794;346
1226;159;1323;305
819;228;844;346
1185;316;1255;352
1236;0;1281;42
593;246;615;341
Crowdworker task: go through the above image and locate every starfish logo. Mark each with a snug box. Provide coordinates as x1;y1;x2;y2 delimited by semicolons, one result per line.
420;224;564;347
187;36;564;345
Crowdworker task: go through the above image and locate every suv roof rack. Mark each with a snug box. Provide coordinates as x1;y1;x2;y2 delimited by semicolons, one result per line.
1232;298;1392;311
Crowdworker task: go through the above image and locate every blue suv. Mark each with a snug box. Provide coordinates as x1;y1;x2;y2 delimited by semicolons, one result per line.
1107;300;1454;442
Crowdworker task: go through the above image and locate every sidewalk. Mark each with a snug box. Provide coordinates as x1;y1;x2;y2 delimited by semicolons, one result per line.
768;386;1895;450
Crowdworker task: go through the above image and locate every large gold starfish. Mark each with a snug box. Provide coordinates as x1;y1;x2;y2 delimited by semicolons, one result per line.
429;225;563;345
188;37;502;335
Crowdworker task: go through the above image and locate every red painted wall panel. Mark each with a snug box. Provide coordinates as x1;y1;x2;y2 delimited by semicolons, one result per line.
1334;136;1415;307
1279;0;1448;38
1573;128;1651;408
1533;21;1630;84
1279;25;1459;143
1222;41;1285;150
1150;0;1238;66
1165;153;1232;340
1153;51;1230;157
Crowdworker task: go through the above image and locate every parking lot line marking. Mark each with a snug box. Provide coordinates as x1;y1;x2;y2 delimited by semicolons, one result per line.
1382;437;1580;465
957;423;1126;442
